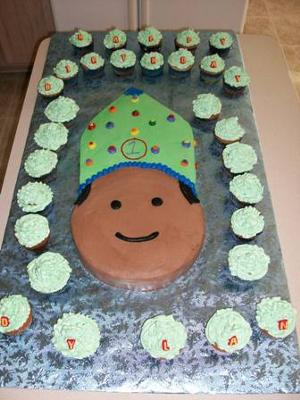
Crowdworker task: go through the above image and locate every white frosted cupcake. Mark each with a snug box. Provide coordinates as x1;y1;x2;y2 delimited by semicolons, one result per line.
14;214;50;250
0;294;32;336
231;206;264;239
214;117;245;144
192;93;222;120
24;149;58;179
34;122;68;151
223;143;257;174
17;182;53;213
229;173;263;204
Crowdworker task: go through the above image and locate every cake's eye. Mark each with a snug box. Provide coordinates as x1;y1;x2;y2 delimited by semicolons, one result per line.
151;197;163;206
111;200;122;210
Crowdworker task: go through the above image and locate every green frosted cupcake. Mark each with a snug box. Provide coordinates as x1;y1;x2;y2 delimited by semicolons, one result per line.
256;297;297;339
34;122;69;151
209;32;233;55
140;52;164;77
140;315;187;360
110;49;136;76
224;66;250;96
103;28;127;51
27;251;72;294
228;244;270;281
200;54;225;77
229;173;264;204
24;149;58;179
222;142;257;174
14;214;50;250
138;26;162;52
175;29;200;53
205;308;252;353
52;313;100;359
0;294;32;336
69;29;93;55
214;117;245;144
17;181;53;213
80;52;105;76
44;96;79;124
192;93;222;120
168;49;195;75
231;206;264;239
37;75;64;98
53;60;79;81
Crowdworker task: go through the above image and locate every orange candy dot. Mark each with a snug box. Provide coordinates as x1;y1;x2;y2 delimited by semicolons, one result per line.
85;159;93;166
109;105;117;113
88;141;96;149
130;127;140;136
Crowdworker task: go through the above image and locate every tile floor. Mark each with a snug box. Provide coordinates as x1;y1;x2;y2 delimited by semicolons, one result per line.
0;2;299;190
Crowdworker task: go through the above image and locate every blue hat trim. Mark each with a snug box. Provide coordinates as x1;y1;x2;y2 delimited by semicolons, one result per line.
79;161;197;196
123;87;144;96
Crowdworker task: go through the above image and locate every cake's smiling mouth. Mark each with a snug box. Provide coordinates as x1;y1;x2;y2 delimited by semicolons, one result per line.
115;231;159;243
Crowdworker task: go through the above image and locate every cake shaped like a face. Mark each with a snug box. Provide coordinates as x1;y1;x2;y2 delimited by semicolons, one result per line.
71;88;205;290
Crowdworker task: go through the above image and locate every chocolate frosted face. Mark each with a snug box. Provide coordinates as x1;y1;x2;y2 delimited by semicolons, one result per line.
71;168;205;290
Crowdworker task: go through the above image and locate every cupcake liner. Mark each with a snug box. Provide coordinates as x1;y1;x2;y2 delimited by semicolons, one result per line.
223;82;247;97
72;42;94;57
174;39;198;55
81;65;105;78
168;66;192;79
209;44;231;57
200;72;223;86
104;43;127;58
6;309;33;336
25;234;50;253
139;41;162;53
141;65;163;77
112;65;135;77
38;88;64;101
60;74;79;87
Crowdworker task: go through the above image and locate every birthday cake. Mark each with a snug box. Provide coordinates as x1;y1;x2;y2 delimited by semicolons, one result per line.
71;88;205;290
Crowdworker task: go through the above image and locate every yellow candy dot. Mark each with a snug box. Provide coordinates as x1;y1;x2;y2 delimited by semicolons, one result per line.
88;141;96;149
130;127;140;136
131;96;139;103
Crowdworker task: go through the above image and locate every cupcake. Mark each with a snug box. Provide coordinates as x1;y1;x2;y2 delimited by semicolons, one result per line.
53;60;79;82
80;52;105;76
103;28;127;52
256;297;297;339
24;149;58;179
209;32;234;56
137;26;162;52
205;308;252;353
228;244;270;281
140;315;187;360
140;52;164;77
192;93;222;121
110;49;136;76
17;182;53;213
14;214;50;250
52;313;101;359
215;117;245;144
34;122;69;151
231;206;264;239
175;29;200;54
222;143;257;174
69;29;93;55
27;252;72;294
200;54;225;78
0;294;32;336
168;49;195;77
229;173;264;204
44;96;79;126
37;75;64;98
224;66;250;97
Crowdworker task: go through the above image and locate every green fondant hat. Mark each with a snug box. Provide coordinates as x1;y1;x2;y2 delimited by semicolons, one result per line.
79;88;197;193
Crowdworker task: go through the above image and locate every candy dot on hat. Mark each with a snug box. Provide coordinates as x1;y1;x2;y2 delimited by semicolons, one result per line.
130;127;140;136
88;122;96;130
132;110;140;117
181;159;189;167
167;114;176;122
151;145;160;154
88;141;96;149
106;121;114;129
131;95;139;103
108;145;117;154
149;119;156;126
86;159;93;166
109;105;117;113
182;140;191;148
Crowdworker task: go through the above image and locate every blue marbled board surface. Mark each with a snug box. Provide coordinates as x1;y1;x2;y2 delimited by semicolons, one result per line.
0;31;299;394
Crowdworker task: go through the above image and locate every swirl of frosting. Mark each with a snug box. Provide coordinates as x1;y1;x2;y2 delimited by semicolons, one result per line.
80;52;105;70
34;122;68;151
192;93;222;119
215;117;245;142
205;308;252;353
17;182;53;213
209;32;233;50
14;214;50;248
69;29;92;48
44;96;79;123
140;52;164;70
229;173;263;204
168;49;195;70
228;244;270;281
231;206;264;239
110;49;136;68
140;315;187;359
138;26;162;46
37;75;64;96
52;313;100;359
256;297;297;338
103;29;127;49
53;60;78;79
224;66;250;88
222;142;257;174
0;295;31;333
27;252;72;294
200;54;225;74
24;149;58;178
176;29;200;47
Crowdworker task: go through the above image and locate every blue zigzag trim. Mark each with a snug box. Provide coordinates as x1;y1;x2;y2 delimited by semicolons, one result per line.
78;162;197;195
123;87;144;96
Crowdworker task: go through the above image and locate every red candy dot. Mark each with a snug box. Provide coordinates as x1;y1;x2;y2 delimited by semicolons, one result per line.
88;122;96;130
109;105;117;113
181;159;189;167
85;159;93;166
132;110;140;117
